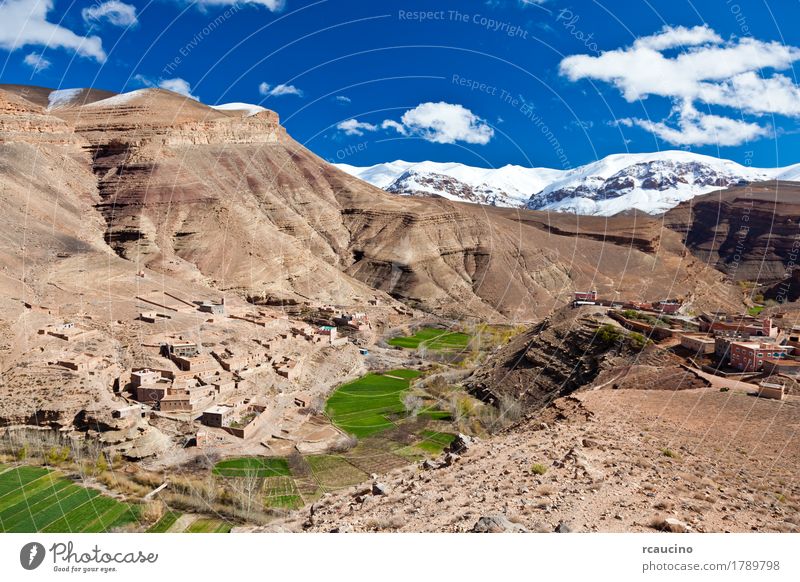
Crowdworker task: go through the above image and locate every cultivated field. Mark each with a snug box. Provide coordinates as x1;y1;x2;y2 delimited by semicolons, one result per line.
325;369;422;437
0;465;139;533
205;368;457;516
212;457;291;478
388;328;471;352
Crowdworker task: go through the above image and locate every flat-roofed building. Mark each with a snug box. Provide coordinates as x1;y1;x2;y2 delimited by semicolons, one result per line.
574;290;598;301
166;341;199;358
199;301;225;316
729;342;793;372
160;393;192;413
680;334;715;355
757;381;786;400
172;354;217;374
763;358;800;376
135;383;169;404
201;405;234;428
131;368;161;386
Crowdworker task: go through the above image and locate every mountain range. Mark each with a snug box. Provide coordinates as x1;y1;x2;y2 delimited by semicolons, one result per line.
337;152;800;216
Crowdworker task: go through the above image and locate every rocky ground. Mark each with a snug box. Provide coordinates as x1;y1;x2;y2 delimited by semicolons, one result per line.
269;387;800;533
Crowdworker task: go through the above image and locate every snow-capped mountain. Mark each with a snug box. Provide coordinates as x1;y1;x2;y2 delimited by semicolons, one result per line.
336;152;800;216
336;160;563;207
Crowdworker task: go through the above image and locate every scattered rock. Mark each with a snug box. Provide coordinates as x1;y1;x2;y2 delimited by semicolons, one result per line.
442;452;460;466
372;481;387;496
565;447;605;483
447;433;474;454
656;517;693;533
472;514;529;533
554;521;573;533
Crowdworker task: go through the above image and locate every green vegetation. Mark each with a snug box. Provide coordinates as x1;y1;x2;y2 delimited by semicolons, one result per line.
596;324;624;346
184;518;232;533
530;463;548;475
748;305;765;316
596;324;653;351
388;327;471;352
628;332;652;351
0;465;139;533
212;457;290;478
325;370;422;438
660;448;679;459
413;430;456;454
263;476;303;510
146;511;181;533
621;310;668;328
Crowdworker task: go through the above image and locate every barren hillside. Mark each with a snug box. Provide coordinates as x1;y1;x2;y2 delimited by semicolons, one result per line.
1;84;744;323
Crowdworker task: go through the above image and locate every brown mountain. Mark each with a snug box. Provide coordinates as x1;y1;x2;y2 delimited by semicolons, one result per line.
664;180;800;284
0;84;743;324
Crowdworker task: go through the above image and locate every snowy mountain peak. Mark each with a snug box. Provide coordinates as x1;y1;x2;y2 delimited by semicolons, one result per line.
336;151;798;216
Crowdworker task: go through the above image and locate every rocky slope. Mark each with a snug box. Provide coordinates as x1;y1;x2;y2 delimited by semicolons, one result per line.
465;305;706;413
269;385;800;533
664;181;800;284
0;84;744;323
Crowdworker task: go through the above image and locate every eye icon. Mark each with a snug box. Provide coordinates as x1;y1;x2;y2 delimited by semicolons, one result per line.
20;542;46;570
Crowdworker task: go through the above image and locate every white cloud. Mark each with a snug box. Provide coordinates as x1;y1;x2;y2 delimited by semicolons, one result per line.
337;102;494;145
381;119;407;134
82;1;138;27
625;103;769;147
23;51;51;72
258;82;303;97
0;0;106;62
334;95;351;104
158;78;198;100
337;119;378;136
560;25;800;146
192;0;285;9
633;25;721;51
399;101;494;144
137;76;199;100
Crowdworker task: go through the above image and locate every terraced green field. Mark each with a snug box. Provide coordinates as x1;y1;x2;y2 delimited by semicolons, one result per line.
388;327;471;352
212;457;291;477
184;518;232;533
325;369;422;437
146;510;182;533
414;430;457;454
263;476;303;509
0;465;139;533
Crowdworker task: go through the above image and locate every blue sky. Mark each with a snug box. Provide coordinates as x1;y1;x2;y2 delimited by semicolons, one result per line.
2;0;800;169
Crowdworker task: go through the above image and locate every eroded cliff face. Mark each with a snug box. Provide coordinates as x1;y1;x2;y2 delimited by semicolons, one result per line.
665;181;800;284
0;84;745;321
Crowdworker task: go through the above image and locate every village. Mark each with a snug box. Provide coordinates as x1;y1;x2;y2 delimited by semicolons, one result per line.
573;289;800;400
13;280;425;465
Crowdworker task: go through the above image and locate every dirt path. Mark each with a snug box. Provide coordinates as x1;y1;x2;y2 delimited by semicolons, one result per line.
686;365;760;391
166;513;196;533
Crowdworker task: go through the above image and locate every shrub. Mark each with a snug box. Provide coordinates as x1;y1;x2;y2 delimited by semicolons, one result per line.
530;463;548;475
596;324;623;347
660;448;679;459
141;500;166;524
628;332;650;351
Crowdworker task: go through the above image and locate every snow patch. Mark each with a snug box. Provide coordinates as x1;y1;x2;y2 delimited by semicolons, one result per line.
211;102;267;117
46;88;83;111
83;89;152;108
